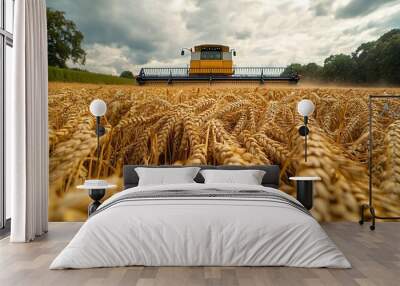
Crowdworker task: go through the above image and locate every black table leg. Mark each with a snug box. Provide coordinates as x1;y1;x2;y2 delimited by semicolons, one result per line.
88;189;105;216
296;181;313;210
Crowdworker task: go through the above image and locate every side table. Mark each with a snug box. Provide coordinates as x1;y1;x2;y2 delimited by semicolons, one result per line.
77;183;116;216
289;176;321;210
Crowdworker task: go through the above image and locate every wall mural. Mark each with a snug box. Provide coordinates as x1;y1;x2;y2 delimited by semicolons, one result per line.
46;1;400;222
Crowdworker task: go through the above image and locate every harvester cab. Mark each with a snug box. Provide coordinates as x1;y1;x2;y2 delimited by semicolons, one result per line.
136;44;300;85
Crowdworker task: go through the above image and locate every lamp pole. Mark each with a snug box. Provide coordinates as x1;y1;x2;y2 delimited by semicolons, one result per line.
96;116;101;162
304;116;308;162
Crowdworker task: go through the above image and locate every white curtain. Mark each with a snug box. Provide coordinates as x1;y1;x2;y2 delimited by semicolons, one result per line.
8;0;48;242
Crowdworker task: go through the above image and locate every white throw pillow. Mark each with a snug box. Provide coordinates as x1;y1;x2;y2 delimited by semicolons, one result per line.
200;169;266;185
135;167;201;186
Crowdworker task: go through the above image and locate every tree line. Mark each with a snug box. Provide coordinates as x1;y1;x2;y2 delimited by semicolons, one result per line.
286;29;400;85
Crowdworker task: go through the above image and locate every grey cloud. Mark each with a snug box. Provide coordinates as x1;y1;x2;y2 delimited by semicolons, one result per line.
341;6;400;40
355;10;400;40
181;0;267;44
235;30;252;40
309;1;333;16
335;0;398;19
181;0;230;43
380;9;400;28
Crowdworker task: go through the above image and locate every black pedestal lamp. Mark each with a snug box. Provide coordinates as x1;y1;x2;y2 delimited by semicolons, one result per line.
297;99;315;162
290;99;319;211
87;99;107;214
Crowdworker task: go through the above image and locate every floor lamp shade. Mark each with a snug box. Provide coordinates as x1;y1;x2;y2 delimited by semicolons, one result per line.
90;99;107;117
297;99;315;117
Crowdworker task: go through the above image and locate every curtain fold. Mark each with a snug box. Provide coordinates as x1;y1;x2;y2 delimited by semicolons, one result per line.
9;0;48;242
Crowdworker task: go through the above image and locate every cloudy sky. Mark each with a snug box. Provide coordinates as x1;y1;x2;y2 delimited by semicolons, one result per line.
47;0;400;75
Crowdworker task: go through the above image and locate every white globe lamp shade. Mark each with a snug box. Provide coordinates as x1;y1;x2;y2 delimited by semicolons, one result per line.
297;99;315;117
90;99;107;117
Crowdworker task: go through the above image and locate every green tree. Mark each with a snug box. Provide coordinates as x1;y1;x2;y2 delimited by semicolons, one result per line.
353;29;400;84
352;42;377;83
302;63;323;81
120;71;134;79
282;63;323;81
47;8;86;68
322;54;356;83
281;63;303;77
379;32;400;84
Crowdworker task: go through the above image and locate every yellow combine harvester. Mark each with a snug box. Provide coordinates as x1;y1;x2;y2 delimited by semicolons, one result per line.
187;44;234;75
136;44;299;85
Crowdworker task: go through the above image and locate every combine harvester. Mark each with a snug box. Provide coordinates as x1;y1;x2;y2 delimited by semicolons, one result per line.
136;44;300;85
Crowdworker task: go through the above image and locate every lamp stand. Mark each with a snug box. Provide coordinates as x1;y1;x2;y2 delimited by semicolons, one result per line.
88;189;106;216
96;116;100;162
298;116;309;162
305;116;308;162
95;116;106;165
89;118;106;215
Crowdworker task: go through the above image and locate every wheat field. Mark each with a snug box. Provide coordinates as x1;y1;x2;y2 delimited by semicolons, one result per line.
48;82;400;222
